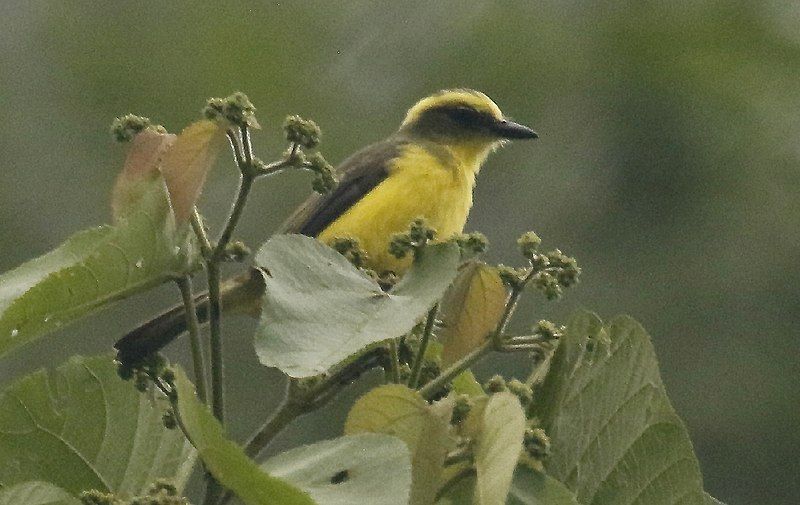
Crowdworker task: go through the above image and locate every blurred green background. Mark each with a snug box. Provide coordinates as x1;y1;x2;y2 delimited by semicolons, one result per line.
1;1;798;503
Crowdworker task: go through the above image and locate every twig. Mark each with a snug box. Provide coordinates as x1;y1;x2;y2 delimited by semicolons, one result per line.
175;276;208;404
408;304;438;388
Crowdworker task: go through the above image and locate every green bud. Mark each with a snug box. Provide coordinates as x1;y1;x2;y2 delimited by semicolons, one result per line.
388;234;414;259
533;320;563;341
376;270;398;290
497;265;524;289
110;114;153;143
523;427;551;460
455;232;489;257
284;114;321;148
224;240;251;262
529;253;550;271
204;92;259;128
162;410;177;430
306;152;336;194
506;379;533;407
330;237;369;268
409;218;436;244
517;231;542;259
484;374;507;393
451;394;473;425
532;272;562;300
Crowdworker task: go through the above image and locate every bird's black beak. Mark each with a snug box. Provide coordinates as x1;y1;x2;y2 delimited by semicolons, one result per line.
492;118;538;140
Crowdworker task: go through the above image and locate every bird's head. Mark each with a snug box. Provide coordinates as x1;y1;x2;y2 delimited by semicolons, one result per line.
398;89;537;153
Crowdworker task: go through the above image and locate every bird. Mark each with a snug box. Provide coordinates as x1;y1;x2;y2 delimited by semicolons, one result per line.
115;89;537;362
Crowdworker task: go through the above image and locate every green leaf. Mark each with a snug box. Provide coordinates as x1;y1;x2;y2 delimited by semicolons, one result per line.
0;355;194;496
345;384;454;505
438;262;508;367
471;392;526;505
0;481;79;505
261;433;412;505
533;310;710;505
507;467;581;505
0;176;198;358
173;368;314;505
254;235;460;377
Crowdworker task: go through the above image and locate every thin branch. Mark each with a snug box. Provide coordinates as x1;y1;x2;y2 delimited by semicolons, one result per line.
408;304;438;388
175;276;208;404
190;208;213;259
387;340;402;383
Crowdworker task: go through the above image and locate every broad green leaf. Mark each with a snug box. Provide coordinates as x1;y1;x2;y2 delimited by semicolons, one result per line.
254;235;461;377
160;119;226;224
0;176;198;358
471;392;526;505
173;368;314;505
0;481;79;505
261;433;412;505
345;384;454;505
0;355;194;496
534;310;709;505
439;262;508;366
507;467;580;505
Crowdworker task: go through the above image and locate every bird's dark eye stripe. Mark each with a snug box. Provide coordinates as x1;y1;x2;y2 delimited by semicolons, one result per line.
433;104;494;127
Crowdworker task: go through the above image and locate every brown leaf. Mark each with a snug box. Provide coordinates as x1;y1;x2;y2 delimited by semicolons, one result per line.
439;262;509;366
160;119;227;223
111;129;176;221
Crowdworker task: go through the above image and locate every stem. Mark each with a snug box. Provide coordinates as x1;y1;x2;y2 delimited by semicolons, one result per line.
409;304;437;388
190;208;213;259
435;468;476;502
244;381;305;458
207;262;225;423
212;174;254;261
387;340;401;383
175;276;208;404
419;342;490;400
419;282;530;400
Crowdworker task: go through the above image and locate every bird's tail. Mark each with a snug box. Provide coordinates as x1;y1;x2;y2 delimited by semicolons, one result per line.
114;270;264;365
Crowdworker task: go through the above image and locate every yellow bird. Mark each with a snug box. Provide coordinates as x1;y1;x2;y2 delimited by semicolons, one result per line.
116;89;537;359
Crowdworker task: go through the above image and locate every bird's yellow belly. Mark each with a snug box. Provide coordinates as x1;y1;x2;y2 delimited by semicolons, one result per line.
318;145;475;274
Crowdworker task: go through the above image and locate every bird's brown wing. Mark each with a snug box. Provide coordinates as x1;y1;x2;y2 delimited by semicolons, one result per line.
279;138;404;237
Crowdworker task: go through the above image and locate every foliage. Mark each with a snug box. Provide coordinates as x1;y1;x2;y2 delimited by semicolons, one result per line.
0;93;728;505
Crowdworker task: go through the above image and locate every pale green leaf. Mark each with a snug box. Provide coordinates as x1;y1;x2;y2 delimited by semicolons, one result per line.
261;433;412;505
254;235;460;377
173;368;314;505
534;310;709;505
439;262;508;366
0;355;194;496
473;392;526;505
345;384;455;505
0;180;198;358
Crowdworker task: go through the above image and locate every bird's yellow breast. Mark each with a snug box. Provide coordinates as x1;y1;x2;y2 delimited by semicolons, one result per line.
318;142;482;274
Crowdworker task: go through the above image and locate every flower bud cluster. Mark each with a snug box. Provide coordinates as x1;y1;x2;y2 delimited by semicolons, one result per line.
204;91;259;128
389;219;437;259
